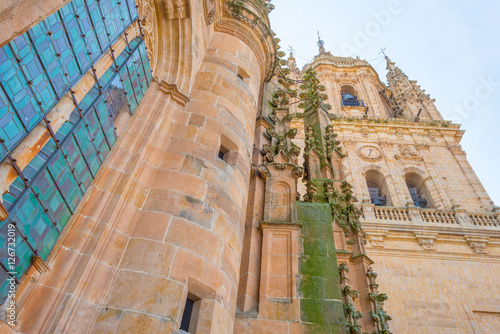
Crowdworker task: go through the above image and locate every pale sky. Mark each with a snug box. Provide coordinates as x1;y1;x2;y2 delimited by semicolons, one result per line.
270;0;500;206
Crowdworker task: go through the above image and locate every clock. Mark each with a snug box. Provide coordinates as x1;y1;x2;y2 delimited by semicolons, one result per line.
357;145;382;161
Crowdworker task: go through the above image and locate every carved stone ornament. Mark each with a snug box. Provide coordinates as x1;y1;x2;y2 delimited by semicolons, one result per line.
447;144;464;155
465;236;489;254
137;0;157;72
394;144;423;163
343;139;357;148
365;230;387;248
357;145;382;162
414;233;438;251
204;0;215;25
164;0;191;19
415;143;430;151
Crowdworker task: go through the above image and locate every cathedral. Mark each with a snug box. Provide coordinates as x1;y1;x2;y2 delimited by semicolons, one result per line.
0;0;499;333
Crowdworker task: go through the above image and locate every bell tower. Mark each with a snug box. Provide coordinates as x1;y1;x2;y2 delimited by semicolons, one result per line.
287;42;500;332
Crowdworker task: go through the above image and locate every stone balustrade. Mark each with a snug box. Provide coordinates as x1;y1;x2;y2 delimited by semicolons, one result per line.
363;205;500;229
469;212;500;227
420;209;458;224
374;206;410;221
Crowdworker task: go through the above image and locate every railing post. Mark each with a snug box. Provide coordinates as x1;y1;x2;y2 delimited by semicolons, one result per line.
454;208;473;226
362;203;376;221
407;206;423;224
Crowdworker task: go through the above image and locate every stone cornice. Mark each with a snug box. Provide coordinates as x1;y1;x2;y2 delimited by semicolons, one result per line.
330;115;458;129
329;116;464;142
365;247;500;263
361;220;500;239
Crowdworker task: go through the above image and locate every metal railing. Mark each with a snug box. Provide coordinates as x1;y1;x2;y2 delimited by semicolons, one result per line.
342;99;366;107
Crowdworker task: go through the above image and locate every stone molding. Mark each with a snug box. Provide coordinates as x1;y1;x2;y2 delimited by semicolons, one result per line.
158;81;190;107
363;228;500;261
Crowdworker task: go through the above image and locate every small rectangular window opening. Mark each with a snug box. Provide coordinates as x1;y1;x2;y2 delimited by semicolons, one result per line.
180;298;194;331
237;66;250;83
218;146;228;161
218;134;238;164
180;294;202;333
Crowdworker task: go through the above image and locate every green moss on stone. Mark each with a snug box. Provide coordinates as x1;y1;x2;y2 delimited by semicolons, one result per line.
300;299;345;325
296;202;346;332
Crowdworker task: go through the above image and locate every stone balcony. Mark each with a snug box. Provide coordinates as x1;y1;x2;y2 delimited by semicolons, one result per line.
360;204;500;229
359;204;500;254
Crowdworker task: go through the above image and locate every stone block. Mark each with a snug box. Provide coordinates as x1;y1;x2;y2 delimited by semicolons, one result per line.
132;211;171;241
107;271;183;319
120;238;176;278
165;217;222;265
115;311;176;334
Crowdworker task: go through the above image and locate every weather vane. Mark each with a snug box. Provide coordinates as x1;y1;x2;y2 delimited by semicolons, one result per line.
288;45;295;55
379;47;388;58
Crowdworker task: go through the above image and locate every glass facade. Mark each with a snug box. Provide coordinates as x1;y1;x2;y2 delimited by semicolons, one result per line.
0;0;152;303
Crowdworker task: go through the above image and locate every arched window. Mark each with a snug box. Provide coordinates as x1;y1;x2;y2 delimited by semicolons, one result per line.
341;85;364;107
404;173;432;208
365;170;392;206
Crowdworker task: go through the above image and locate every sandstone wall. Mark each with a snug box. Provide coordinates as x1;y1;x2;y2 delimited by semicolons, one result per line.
369;246;500;333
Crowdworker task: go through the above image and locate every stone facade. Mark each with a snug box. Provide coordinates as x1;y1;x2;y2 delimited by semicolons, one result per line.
0;1;499;334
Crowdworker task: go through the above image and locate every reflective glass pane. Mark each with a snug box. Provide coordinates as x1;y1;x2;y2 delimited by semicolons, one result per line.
0;47;42;130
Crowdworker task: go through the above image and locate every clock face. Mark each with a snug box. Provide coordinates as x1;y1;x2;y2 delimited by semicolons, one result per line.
358;145;382;160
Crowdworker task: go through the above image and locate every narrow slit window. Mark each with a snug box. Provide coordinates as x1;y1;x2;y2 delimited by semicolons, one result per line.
180;298;194;331
218;146;228;161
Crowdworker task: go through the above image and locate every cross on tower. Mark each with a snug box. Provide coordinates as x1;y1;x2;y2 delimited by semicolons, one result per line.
379;47;388;58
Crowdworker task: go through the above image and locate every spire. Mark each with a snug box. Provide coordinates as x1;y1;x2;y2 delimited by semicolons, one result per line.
385;56;395;71
385;57;442;120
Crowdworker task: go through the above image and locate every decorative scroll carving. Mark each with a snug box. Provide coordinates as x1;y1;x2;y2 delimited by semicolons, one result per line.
415;143;430;151
137;0;157;72
465;236;489;254
414;233;438;251
204;0;215;25
447;144;464;154
365;230;387;248
394;144;423;163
